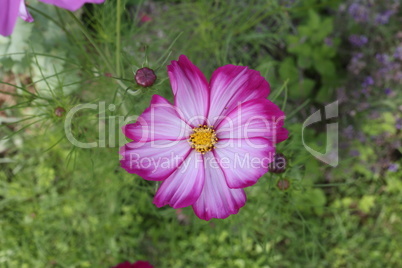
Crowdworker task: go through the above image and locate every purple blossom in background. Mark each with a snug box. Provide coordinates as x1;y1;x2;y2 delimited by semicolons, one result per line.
396;118;402;130
348;53;365;74
369;111;380;119
343;125;355;139
351;90;360;99
394;46;402;61
388;163;399;172
336;87;347;103
324;37;333;46
354;53;363;60
349;150;360;157
377;61;401;82
361;88;370;96
357;131;366;143
348;3;369;22
384;88;393;95
349;35;368;47
358;102;370;112
362;76;374;87
375;10;394;25
395;71;402;82
376;53;390;65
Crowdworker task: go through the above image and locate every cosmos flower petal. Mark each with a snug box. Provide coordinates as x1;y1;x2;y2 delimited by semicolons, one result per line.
19;1;34;23
216;98;288;142
123;95;192;142
168;55;209;126
0;0;21;37
120;140;191;181
208;65;270;125
112;261;154;268
38;0;105;11
192;153;246;220
132;261;154;268
214;138;275;189
154;151;205;208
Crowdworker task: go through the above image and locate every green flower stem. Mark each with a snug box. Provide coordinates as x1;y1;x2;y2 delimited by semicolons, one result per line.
116;0;122;77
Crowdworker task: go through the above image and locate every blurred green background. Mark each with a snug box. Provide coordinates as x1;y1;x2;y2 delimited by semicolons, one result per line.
1;0;401;267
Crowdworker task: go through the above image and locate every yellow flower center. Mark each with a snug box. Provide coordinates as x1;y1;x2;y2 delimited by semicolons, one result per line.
189;125;218;154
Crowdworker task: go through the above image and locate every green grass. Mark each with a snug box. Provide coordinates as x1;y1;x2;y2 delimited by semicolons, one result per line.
1;0;402;267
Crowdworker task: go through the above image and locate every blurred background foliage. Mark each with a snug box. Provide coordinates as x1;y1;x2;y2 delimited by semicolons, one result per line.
1;0;402;267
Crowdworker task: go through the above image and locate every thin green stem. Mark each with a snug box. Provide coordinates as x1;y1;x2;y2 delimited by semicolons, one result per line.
281;82;288;112
116;0;122;77
67;11;114;72
67;11;137;108
270;79;289;102
287;99;311;119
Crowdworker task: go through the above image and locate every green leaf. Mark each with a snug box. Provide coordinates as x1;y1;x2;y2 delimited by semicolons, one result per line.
293;188;327;216
311;18;334;43
320;17;334;37
358;196;376;214
298;25;311;36
297;55;312;69
314;59;336;78
286;35;300;45
289;78;315;99
279;57;298;83
315;86;333;103
320;44;337;59
308;10;321;30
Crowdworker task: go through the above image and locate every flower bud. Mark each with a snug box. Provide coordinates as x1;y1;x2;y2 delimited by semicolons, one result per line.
269;153;287;173
135;67;157;87
277;179;290;191
54;107;66;117
140;13;152;23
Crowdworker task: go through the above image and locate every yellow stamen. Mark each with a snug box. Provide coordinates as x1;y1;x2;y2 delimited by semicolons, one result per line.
188;125;218;154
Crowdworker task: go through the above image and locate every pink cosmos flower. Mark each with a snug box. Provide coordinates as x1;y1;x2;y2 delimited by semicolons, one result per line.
120;55;288;220
0;0;105;36
112;260;153;268
140;13;152;23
